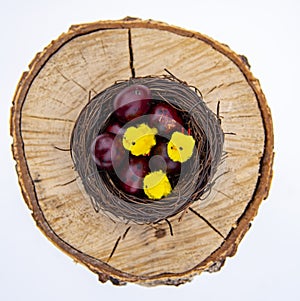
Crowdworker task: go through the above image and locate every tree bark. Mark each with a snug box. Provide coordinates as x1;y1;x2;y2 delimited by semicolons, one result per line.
10;17;274;286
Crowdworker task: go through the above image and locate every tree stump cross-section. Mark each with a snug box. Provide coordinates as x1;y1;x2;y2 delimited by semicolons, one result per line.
11;17;274;286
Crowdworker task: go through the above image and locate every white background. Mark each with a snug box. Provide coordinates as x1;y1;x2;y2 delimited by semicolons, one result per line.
1;0;299;300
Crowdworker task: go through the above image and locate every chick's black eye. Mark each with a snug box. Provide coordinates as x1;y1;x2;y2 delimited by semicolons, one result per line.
179;147;183;151
132;142;136;145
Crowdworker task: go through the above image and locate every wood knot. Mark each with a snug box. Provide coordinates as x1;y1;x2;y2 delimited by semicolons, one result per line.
155;228;166;238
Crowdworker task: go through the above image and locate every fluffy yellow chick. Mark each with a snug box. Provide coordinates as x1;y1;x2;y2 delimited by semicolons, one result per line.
143;170;172;200
122;123;158;156
167;131;195;163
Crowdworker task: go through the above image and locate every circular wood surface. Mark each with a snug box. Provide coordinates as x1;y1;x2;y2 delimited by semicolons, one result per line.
11;18;273;286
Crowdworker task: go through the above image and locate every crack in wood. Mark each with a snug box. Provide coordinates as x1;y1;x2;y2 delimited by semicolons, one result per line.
216;101;221;123
53;145;71;152
49;95;76;109
78;50;100;96
165;219;173;236
22;114;74;123
107;236;121;262
205;83;225;95
88;90;92;103
189;207;225;239
122;226;131;240
214;189;234;200
55;178;77;187
229;114;257;119
128;29;135;78
55;67;88;92
108;226;131;262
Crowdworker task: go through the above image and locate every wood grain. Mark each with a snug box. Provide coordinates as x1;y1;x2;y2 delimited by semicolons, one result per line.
11;18;274;286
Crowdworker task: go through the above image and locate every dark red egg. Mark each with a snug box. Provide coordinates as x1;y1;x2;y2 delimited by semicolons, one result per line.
106;120;125;136
113;84;152;122
149;102;183;135
150;139;181;175
91;133;125;170
111;136;127;169
116;156;149;196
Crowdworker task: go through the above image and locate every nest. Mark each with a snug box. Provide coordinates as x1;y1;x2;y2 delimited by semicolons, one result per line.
71;77;224;224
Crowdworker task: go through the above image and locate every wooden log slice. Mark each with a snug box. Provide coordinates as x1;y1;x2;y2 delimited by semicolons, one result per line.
10;17;274;286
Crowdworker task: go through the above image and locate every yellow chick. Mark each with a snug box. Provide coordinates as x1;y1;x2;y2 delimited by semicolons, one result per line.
122;123;158;156
143;170;172;200
167;131;195;163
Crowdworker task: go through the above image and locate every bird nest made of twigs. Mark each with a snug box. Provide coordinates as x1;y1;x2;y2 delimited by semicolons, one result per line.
71;76;224;224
